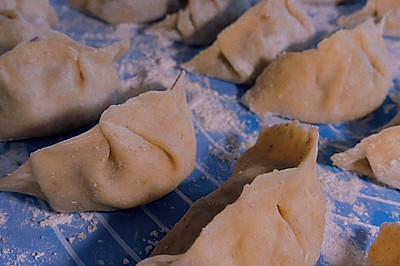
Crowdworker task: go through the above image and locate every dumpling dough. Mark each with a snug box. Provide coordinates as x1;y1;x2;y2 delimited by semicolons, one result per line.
242;19;394;124
0;0;57;54
138;121;325;265
183;0;314;84
365;222;400;266
331;125;400;189
148;0;260;45
338;0;400;37
0;73;196;213
0;31;130;141
67;0;182;24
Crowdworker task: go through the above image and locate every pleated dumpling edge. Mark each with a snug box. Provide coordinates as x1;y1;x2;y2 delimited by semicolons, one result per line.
0;72;196;212
139;121;325;265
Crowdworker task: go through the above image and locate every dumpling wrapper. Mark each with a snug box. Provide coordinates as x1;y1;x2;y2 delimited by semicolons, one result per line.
242;19;394;124
183;0;314;84
148;0;260;46
0;0;57;54
67;0;182;24
331;125;400;189
337;0;400;37
0;73;196;213
365;222;400;266
0;31;130;141
138;121;325;265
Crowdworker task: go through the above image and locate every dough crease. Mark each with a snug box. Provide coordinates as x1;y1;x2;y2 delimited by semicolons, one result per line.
0;73;196;212
139;121;325;265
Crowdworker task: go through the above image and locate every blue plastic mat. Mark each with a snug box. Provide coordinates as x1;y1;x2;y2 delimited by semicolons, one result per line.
1;1;399;265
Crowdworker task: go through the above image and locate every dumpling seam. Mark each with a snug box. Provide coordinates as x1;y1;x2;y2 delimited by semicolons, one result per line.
99;122;179;172
276;204;304;259
358;30;386;78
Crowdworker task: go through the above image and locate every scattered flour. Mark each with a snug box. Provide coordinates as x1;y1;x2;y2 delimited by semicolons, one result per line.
0;143;29;176
79;213;94;221
144;239;159;254
32;252;45;260
149;230;159;238
318;165;365;204
317;165;371;265
189;84;237;132
2;248;11;254
0;1;399;265
0;211;7;226
87;219;99;234
39;214;73;227
15;253;27;264
77;233;87;240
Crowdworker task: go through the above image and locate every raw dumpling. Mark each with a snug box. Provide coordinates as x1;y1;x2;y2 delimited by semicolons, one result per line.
0;73;196;213
183;0;314;84
67;0;182;24
139;121;325;265
365;222;400;266
0;0;58;54
331;125;400;189
338;0;400;37
0;31;130;141
242;19;394;124
148;0;260;46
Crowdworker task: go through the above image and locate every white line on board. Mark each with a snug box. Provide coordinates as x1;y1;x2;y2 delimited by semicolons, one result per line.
96;213;142;263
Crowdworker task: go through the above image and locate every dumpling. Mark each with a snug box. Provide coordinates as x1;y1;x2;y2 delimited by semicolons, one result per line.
242;19;394;124
183;0;314;84
0;73;196;213
0;0;58;54
138;121;325;265
67;0;182;24
0;31;130;141
148;0;260;46
365;222;400;266
331;125;400;189
337;0;400;37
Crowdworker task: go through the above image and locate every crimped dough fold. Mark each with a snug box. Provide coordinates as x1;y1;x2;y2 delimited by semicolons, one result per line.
184;0;314;84
148;0;260;45
0;0;57;54
139;121;325;265
242;19;394;123
0;31;130;140
68;0;182;24
0;73;196;212
338;0;400;37
331;125;400;189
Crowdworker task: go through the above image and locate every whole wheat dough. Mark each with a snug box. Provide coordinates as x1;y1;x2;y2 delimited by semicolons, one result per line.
138;121;325;265
68;0;182;24
0;0;57;54
183;0;314;84
331;125;400;189
0;31;130;141
365;222;400;266
242;19;394;124
338;0;400;37
148;0;260;45
0;73;196;213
